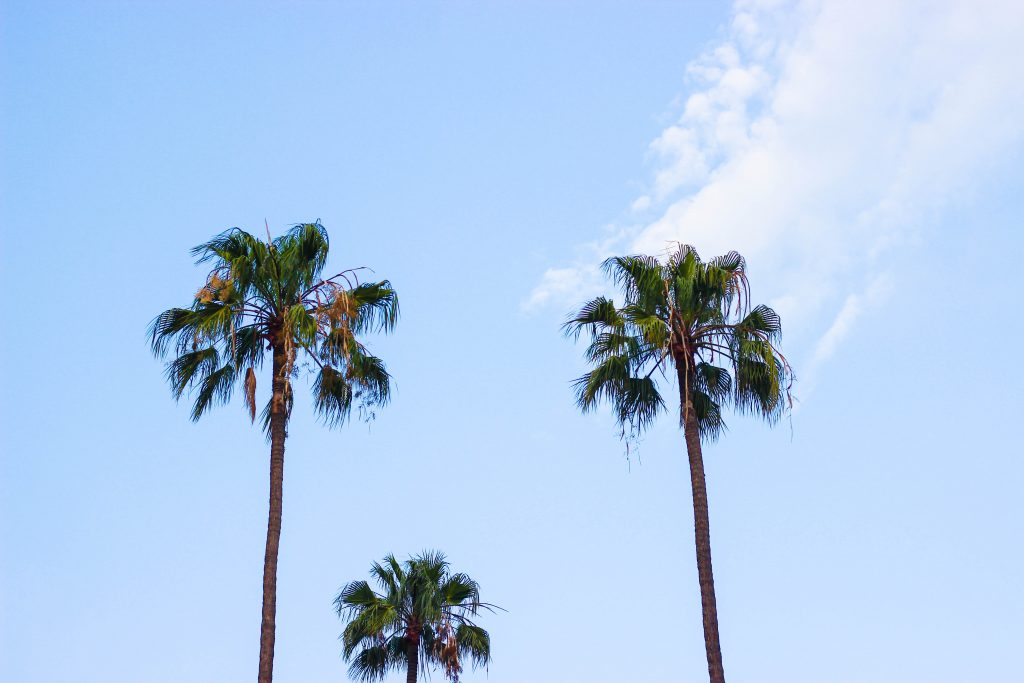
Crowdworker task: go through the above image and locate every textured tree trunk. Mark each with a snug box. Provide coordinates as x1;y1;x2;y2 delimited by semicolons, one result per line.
679;362;726;683
405;637;419;683
258;347;288;683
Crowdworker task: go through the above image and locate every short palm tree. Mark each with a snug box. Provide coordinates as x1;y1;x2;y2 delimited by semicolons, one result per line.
335;551;494;683
149;222;398;683
565;244;792;683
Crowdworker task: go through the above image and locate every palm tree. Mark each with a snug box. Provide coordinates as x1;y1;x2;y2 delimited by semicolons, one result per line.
564;244;792;683
149;222;398;683
335;551;494;683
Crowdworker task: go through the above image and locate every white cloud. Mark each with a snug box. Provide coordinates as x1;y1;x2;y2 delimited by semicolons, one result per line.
527;0;1024;384
521;265;601;313
521;224;634;313
630;195;652;212
802;273;892;394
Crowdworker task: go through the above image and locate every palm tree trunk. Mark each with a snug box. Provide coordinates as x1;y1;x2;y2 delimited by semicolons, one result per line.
258;347;288;683
405;637;419;683
679;365;726;683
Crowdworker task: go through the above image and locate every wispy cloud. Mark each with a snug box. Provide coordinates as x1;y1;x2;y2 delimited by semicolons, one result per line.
521;264;602;313
803;272;891;394
527;0;1024;384
520;224;633;313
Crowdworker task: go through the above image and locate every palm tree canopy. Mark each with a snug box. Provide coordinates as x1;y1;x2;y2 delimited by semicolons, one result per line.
335;551;495;683
149;221;398;430
564;244;793;441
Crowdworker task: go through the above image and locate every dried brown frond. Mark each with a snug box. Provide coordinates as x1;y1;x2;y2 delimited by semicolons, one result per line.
244;367;257;422
196;272;234;303
282;337;297;377
327;290;356;323
432;620;462;682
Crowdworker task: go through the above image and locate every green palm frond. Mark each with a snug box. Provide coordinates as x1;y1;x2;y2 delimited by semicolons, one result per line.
709;249;744;272
454;623;490;667
602;254;664;304
258;374;294;437
191;363;236;421
572;354;666;434
572;354;631;411
621;305;669;346
691;388;726;441
350;281;400;334
615;376;666;433
312;346;391;429
346;639;405;683
191;227;266;266
736;303;781;339
277;221;329;288
165;346;219;399
440;573;480;611
148;307;197;356
734;351;788;421
562;296;622;340
336;580;380;610
693;362;732;403
348;347;391;406
284;304;318;348
369;555;404;594
313;365;354;428
232;324;265;369
584;331;643;364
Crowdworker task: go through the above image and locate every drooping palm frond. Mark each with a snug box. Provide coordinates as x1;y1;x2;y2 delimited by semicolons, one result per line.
313;365;355;428
440;573;481;613
562;296;623;340
346;637;406;683
453;623;490;667
277;222;330;290
370;555;405;595
190;362;236;421
350;281;400;335
257;380;294;436
567;243;793;442
164;346;218;399
149;221;398;432
603;254;665;307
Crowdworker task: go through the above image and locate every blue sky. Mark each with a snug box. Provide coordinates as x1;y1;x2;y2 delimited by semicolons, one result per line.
2;2;1023;682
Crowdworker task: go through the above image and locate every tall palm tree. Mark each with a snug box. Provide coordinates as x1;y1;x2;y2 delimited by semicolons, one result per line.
335;551;494;683
149;222;398;683
565;244;792;683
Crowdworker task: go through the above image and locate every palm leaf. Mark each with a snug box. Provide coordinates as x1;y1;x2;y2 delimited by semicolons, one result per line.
190;363;236;421
350;281;400;334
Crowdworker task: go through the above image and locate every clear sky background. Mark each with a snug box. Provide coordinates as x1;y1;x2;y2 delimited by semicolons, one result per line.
2;2;1023;682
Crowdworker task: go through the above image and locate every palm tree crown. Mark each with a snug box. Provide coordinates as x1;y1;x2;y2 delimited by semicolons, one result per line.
149;221;398;429
565;244;792;440
336;551;494;683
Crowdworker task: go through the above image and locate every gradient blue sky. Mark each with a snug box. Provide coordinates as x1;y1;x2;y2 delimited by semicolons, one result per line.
2;2;1023;682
